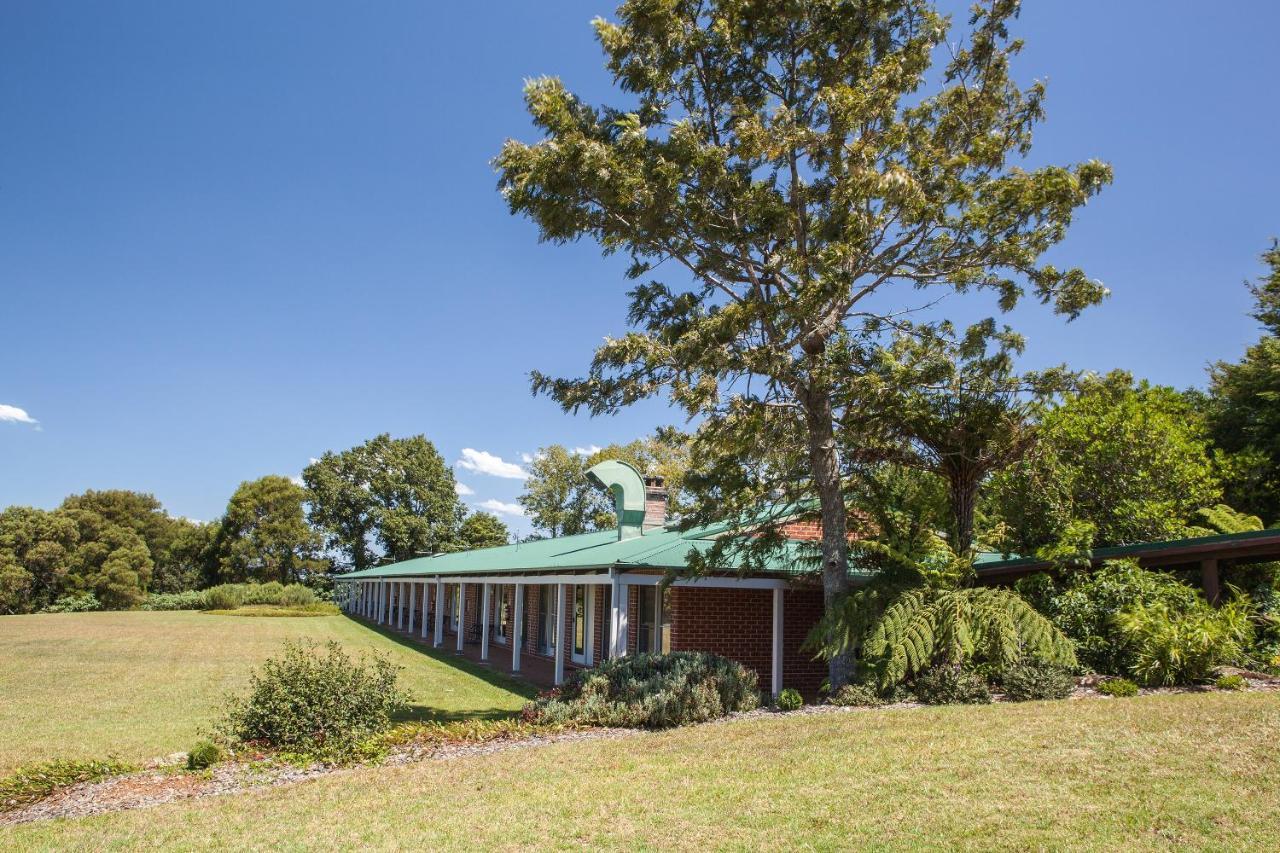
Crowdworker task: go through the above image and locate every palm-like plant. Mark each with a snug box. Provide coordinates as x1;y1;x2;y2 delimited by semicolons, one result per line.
812;538;1077;689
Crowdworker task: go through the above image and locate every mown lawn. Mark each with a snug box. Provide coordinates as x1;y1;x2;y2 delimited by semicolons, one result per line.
0;611;531;774
4;691;1278;850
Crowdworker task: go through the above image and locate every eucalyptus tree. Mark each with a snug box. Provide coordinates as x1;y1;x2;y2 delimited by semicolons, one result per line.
498;0;1110;687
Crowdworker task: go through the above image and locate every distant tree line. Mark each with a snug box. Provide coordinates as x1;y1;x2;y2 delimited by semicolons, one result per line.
0;433;510;614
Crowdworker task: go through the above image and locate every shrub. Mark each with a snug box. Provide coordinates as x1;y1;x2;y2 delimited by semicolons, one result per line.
204;584;247;611
828;683;885;707
186;739;224;770
0;758;136;811
1001;661;1076;702
1098;677;1138;697
775;688;803;711
1111;598;1253;686
912;664;992;705
525;652;760;729
1052;560;1204;675
1214;673;1248;691
217;640;407;759
246;581;285;605
142;590;208;611
40;592;101;613
279;583;317;606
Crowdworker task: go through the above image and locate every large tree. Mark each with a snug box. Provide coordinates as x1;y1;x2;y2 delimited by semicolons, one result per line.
498;0;1110;686
458;511;511;550
0;506;79;613
303;434;462;569
988;371;1220;553
60;489;198;593
215;475;327;584
1208;240;1280;524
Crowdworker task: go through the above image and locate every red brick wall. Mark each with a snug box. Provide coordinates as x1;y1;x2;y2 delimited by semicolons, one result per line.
667;586;827;697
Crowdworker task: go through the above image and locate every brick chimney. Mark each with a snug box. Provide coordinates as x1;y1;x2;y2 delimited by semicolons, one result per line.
643;476;668;531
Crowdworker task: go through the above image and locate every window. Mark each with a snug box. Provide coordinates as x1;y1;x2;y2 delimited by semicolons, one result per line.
571;585;591;664
450;585;461;631
495;587;509;643
537;585;557;655
637;586;658;654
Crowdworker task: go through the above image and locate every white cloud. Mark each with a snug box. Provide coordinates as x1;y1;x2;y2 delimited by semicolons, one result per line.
456;448;528;480
572;445;602;457
454;481;475;496
520;452;534;464
290;475;305;487
478;499;527;518
0;404;37;426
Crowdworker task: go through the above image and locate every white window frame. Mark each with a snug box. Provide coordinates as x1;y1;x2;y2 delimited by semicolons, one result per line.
571;585;593;665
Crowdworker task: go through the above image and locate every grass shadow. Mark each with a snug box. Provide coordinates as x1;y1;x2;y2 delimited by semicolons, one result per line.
351;618;540;724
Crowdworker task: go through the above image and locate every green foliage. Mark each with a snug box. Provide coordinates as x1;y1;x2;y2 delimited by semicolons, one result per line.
1111;599;1253;687
775;688;803;711
303;433;463;570
988;372;1220;552
141;590;209;611
819;583;1076;690
1207;240;1280;523
1000;661;1076;702
0;758;137;812
1050;560;1208;675
1214;673;1248;691
186;739;224;770
40;592;101;613
200;582;317;611
912;664;992;705
456;512;509;550
214;476;327;586
1097;678;1138;698
526;652;759;729
217;640;407;759
208;603;338;617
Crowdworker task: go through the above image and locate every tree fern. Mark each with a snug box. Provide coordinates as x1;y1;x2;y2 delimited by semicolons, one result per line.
817;586;1077;689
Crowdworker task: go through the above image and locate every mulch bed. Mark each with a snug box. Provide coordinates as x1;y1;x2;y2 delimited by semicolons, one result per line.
4;671;1278;827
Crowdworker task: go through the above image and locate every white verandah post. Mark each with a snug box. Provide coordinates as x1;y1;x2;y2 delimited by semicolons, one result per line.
771;588;784;698
554;582;567;686
512;583;523;673
421;580;430;639
480;583;491;662
407;582;416;635
433;579;444;647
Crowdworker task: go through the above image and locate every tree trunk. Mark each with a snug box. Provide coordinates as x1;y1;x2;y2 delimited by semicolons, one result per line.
947;467;980;556
802;386;855;690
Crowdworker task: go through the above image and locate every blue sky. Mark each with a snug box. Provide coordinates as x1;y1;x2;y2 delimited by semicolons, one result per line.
2;2;1278;536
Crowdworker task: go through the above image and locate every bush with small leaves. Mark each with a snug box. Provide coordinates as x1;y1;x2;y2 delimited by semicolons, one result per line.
142;590;209;611
1214;673;1247;691
912;664;992;705
828;683;885;707
1001;662;1076;702
0;758;136;811
186;739;224;770
775;688;803;711
525;652;759;729
40;593;101;613
217;640;407;759
1097;677;1138;697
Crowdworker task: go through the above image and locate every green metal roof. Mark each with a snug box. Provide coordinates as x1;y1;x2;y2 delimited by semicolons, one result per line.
975;526;1280;574
337;515;850;581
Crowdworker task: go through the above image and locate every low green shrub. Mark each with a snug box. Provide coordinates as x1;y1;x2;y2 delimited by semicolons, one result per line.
1111;599;1253;686
204;584;247;610
1098;677;1138;697
247;582;285;605
186;739;225;770
0;758;137;811
142;590;209;611
912;664;992;705
40;592;101;613
278;583;317;606
828;683;885;707
775;688;803;711
206;603;339;618
200;582;320;611
525;652;760;729
1214;673;1248;691
1001;662;1076;702
217;640;407;759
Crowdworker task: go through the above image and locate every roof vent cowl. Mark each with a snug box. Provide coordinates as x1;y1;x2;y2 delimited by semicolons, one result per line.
585;460;647;540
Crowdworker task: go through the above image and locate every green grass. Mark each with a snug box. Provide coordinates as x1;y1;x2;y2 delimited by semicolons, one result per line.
4;691;1278;849
0;611;531;774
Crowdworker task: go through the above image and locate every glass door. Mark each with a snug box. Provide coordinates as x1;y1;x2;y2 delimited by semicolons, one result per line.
571;585;591;664
538;584;556;655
